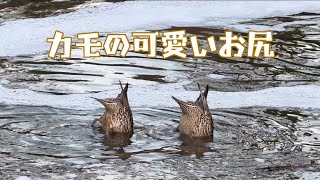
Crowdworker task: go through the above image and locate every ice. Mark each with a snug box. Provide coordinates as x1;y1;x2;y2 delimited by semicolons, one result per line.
0;81;320;110
15;177;31;180
0;1;320;110
208;74;226;80
0;1;320;56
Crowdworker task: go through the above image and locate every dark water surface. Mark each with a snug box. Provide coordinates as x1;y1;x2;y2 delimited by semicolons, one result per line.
0;1;320;179
0;104;319;179
0;0;125;23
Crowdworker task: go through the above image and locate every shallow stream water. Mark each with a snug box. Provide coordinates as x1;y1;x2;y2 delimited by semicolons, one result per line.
0;1;320;179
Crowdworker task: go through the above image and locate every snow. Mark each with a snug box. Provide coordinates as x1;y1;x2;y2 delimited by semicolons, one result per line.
1;1;320;56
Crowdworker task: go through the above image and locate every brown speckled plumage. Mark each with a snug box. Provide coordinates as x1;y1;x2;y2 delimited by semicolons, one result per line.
172;84;213;137
92;81;133;135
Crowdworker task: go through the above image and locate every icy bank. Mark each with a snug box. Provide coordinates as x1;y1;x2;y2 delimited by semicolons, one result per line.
1;82;320;110
0;1;320;56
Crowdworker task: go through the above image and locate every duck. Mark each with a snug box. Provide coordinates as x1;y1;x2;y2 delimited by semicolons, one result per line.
92;81;133;135
172;83;213;137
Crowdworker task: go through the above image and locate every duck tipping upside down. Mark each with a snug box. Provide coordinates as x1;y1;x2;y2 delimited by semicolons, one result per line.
92;81;133;135
172;84;213;137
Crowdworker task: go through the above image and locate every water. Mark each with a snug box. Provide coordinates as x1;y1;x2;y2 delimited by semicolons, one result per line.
1;105;319;179
0;1;320;179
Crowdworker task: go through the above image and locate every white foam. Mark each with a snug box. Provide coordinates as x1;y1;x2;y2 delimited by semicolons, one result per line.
0;1;320;56
1;82;320;110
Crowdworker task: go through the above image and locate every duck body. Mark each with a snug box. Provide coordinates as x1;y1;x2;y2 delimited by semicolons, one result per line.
101;102;133;134
178;105;213;137
173;84;213;137
92;82;133;135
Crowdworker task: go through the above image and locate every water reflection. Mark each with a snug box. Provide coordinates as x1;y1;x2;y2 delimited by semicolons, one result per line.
103;132;133;149
178;134;213;159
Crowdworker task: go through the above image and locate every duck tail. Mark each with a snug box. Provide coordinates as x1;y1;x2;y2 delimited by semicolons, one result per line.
91;97;108;108
119;80;124;91
172;96;189;113
196;83;210;111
